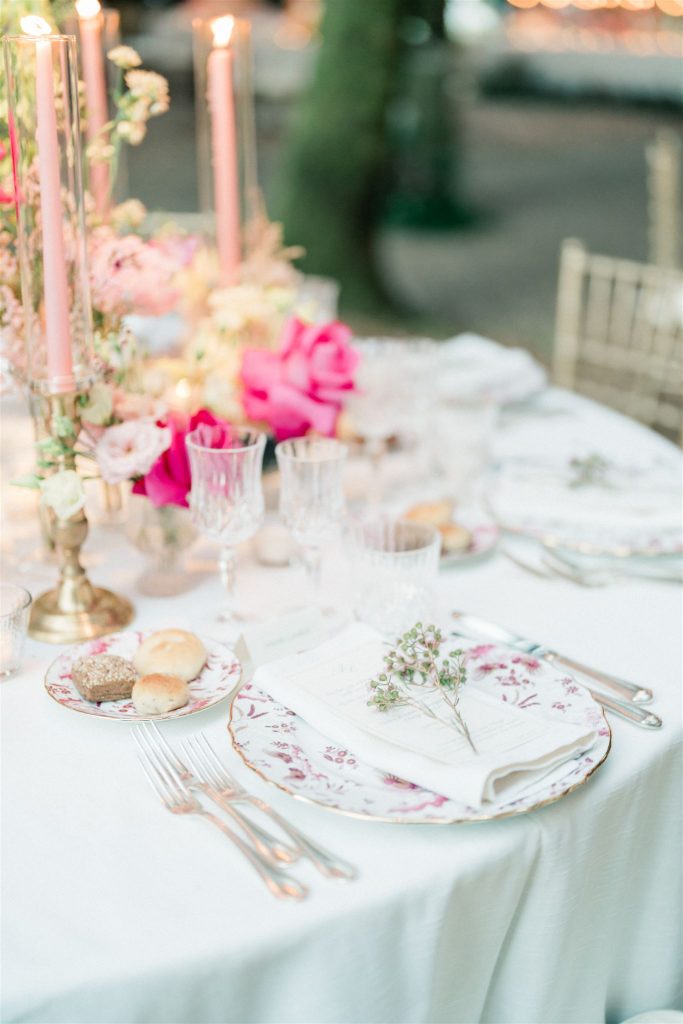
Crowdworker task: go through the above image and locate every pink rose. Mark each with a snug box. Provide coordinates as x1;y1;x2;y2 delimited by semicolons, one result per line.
96;420;171;485
132;408;228;508
241;316;359;441
89;230;179;318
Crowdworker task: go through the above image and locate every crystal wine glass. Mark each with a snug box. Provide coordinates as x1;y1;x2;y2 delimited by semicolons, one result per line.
275;437;348;604
186;427;266;626
346;339;407;507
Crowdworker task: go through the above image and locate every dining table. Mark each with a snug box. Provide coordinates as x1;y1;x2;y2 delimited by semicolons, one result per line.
1;384;681;1024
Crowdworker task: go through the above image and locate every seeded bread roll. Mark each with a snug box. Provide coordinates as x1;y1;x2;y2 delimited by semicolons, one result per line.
133;629;206;683
132;673;189;716
72;654;137;703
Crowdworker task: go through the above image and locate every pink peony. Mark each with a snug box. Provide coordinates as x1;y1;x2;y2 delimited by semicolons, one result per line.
88;229;179;318
96;420;171;485
132;408;228;508
241;316;359;441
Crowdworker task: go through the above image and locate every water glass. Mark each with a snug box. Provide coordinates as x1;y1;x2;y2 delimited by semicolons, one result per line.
0;585;32;678
432;398;497;502
186;428;266;625
275;437;348;601
346;518;440;636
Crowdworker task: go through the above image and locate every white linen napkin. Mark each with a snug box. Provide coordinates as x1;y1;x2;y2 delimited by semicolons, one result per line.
252;623;597;809
437;334;547;405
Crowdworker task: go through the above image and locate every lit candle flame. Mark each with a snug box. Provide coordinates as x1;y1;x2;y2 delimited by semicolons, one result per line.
211;15;235;48
20;15;52;37
75;0;102;18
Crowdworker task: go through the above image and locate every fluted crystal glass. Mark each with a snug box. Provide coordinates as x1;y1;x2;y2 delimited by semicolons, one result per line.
275;437;347;603
186;428;266;625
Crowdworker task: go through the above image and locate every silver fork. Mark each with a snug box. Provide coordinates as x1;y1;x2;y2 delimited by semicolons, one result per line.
140;722;300;867
183;733;357;882
133;729;307;901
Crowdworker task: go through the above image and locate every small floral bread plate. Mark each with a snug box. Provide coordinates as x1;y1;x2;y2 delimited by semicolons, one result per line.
440;507;499;567
228;639;611;824
45;630;241;722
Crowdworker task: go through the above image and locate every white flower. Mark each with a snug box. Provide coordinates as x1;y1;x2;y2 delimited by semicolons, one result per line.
86;137;115;163
41;471;86;521
107;46;142;70
116;120;146;145
80;381;113;426
96;420;171;485
110;199;147;231
124;70;170;114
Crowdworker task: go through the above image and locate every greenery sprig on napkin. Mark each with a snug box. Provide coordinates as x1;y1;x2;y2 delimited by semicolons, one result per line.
367;624;477;754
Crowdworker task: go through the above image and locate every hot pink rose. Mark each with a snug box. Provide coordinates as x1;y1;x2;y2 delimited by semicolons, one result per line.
241;316;359;441
132;408;228;508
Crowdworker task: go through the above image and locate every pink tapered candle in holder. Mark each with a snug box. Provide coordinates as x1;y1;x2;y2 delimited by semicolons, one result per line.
24;17;74;392
4;21;95;395
208;15;241;286
76;0;110;217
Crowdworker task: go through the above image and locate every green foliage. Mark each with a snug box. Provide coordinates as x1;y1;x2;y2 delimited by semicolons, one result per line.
367;622;477;753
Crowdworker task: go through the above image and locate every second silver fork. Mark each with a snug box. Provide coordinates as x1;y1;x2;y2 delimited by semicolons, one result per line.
182;733;357;882
140;722;300;867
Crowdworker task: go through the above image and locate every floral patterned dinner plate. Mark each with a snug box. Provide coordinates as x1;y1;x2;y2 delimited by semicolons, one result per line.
45;630;241;722
228;639;611;824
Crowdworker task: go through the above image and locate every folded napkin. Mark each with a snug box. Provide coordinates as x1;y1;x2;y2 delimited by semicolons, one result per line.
491;462;682;540
437;333;547;405
252;623;596;809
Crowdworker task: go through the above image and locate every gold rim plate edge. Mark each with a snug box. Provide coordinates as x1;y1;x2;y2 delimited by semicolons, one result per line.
226;690;612;826
43;631;243;724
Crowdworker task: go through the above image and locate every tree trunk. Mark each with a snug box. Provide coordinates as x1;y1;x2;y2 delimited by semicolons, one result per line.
276;0;403;312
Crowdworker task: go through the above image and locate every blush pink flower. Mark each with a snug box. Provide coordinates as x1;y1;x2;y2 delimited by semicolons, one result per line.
132;408;228;508
96;420;171;485
89;229;179;318
241;316;359;441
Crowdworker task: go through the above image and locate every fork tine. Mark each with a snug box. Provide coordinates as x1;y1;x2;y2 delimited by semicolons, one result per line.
182;737;220;787
197;733;237;784
146;721;187;773
135;726;187;801
135;747;173;808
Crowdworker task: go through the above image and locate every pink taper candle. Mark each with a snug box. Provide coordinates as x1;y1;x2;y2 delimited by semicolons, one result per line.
23;18;74;390
76;0;109;217
207;16;241;287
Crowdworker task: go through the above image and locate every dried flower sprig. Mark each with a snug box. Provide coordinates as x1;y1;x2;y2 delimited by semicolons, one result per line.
367;623;477;754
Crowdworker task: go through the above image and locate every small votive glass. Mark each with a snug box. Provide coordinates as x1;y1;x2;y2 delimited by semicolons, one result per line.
347;518;440;636
0;585;32;678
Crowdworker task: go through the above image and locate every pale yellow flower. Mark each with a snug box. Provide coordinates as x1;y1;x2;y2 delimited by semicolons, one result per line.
107;46;142;70
110;199;147;231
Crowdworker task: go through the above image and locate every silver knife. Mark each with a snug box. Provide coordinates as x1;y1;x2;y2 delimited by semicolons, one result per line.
451;610;653;705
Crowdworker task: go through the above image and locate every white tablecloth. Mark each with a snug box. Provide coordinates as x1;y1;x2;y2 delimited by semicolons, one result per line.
1;389;681;1024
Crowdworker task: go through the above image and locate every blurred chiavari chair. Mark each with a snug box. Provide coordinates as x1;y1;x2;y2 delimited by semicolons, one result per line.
553;238;683;447
646;129;681;271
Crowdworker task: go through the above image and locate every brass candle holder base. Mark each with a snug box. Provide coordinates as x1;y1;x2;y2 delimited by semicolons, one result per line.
29;587;134;645
27;389;135;645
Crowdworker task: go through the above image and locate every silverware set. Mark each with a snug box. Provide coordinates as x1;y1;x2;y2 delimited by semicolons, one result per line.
501;542;683;587
451;610;662;730
134;722;356;900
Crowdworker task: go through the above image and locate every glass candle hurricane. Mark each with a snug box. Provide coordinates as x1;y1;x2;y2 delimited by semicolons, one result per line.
192;14;258;281
3;23;94;395
186;427;266;625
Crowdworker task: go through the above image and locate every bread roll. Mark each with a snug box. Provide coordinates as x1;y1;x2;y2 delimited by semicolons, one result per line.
133;629;206;682
439;522;472;554
405;500;453;528
72;654;137;703
132;673;189;716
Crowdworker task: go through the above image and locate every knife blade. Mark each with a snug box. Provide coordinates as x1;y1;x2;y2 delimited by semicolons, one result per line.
450;610;654;705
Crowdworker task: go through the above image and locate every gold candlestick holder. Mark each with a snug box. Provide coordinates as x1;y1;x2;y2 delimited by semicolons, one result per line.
28;391;134;644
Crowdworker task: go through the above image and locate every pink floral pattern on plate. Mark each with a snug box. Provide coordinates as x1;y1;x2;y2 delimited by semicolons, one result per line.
45;631;241;722
228;639;610;824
